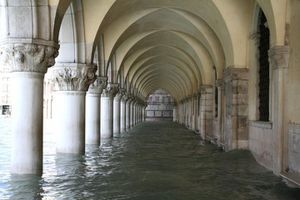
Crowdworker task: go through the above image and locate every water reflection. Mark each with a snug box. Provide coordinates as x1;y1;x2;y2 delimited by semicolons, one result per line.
9;175;43;200
0;119;300;199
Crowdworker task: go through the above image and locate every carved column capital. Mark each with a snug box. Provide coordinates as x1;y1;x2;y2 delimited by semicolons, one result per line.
52;63;97;92
121;92;129;102
0;43;59;73
224;67;248;83
102;83;119;98
88;76;107;94
269;45;289;70
115;88;126;101
216;79;225;92
199;85;213;94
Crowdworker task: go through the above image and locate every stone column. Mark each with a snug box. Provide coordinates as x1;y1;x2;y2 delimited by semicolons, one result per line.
120;94;128;133
52;64;96;154
0;43;58;175
85;77;107;145
138;104;142;123
101;83;119;139
113;88;125;136
134;103;138;124
213;79;224;146
183;100;187;126
192;95;198;131
269;46;289;174
223;67;248;151
189;98;194;129
142;105;146;122
130;100;135;127
178;103;182;124
199;86;213;140
126;97;132;131
135;104;138;125
173;107;177;122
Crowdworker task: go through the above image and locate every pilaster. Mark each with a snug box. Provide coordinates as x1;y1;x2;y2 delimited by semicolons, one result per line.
223;67;249;151
269;45;289;175
199;85;213;140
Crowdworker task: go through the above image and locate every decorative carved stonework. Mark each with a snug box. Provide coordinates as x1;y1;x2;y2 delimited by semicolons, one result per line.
224;67;248;83
269;46;289;70
88;76;107;94
121;92;130;102
52;64;97;91
115;88;126;101
216;79;224;88
101;83;119;98
0;43;59;73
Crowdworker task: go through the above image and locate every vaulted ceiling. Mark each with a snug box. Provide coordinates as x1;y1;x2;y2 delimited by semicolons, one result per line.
52;0;286;102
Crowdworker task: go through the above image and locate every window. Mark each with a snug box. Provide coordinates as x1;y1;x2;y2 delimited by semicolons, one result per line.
258;10;270;121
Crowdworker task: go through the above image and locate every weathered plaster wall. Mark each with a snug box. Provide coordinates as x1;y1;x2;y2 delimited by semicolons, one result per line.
286;0;300;174
249;122;273;170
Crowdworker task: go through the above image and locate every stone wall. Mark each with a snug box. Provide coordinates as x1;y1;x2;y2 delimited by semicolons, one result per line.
288;123;300;174
249;121;273;170
146;89;175;121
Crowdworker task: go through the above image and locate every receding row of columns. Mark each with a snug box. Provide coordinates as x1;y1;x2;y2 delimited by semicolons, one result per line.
173;69;249;152
173;45;290;177
2;48;146;175
52;67;146;156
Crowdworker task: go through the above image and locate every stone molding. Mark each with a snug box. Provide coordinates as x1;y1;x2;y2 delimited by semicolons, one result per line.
199;85;213;96
249;120;272;129
52;63;97;91
88;76;107;94
224;67;248;82
216;79;224;88
101;83;119;98
269;46;289;70
0;43;59;73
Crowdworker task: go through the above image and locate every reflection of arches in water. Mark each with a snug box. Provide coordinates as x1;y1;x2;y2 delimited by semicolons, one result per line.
257;9;270;122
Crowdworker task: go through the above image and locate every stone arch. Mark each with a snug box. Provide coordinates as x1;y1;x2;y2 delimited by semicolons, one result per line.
54;0;86;63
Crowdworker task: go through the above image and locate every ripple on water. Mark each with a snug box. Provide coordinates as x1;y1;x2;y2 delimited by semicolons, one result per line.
0;120;300;199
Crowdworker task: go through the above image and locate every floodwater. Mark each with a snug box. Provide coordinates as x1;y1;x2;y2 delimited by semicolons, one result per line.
0;118;300;200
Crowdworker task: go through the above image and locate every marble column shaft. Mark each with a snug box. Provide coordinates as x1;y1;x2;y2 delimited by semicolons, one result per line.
52;63;97;154
0;43;58;175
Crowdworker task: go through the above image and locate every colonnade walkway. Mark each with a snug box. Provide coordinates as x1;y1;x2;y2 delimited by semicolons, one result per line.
1;121;300;199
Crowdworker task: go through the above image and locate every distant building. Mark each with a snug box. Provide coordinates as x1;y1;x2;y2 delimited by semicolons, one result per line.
146;89;175;121
0;65;10;115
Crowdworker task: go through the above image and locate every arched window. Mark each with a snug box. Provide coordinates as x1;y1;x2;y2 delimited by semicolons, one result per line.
258;10;270;122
